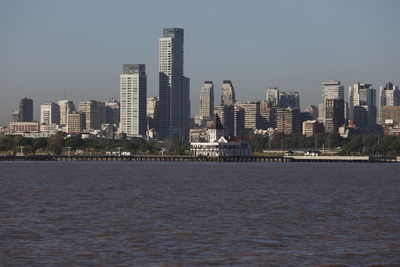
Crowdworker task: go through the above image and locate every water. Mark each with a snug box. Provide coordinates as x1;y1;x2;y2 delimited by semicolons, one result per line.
0;162;399;266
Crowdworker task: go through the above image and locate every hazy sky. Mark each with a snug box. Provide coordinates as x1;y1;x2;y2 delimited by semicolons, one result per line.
0;0;399;125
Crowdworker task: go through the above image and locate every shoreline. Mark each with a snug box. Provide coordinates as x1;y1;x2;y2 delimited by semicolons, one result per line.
0;155;398;163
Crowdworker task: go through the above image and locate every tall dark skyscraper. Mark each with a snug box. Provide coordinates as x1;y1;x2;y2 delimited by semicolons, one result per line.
159;28;190;142
19;97;33;122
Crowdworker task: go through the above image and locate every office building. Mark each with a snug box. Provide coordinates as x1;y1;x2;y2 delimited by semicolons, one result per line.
279;91;299;108
276;107;301;134
379;82;400;124
199;81;214;118
40;102;60;125
266;87;280;106
67;111;86;134
303;105;318;120
324;98;345;133
303;120;325;137
159;28;190;142
19;97;33;122
349;83;376;128
58;100;75;126
215;105;235;137
221;80;236;106
147;97;160;132
320;80;344;121
380;106;400;125
79;100;106;130
120;64;147;137
105;98;120;125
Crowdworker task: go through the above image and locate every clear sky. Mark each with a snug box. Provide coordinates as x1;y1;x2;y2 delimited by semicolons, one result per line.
0;0;399;125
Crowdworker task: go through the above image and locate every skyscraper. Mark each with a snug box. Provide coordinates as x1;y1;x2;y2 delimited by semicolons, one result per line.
349;83;376;128
105;98;120;125
279;91;300;108
266;87;280;106
40;102;60;125
378;82;400;124
120;64;147;137
199;81;214;118
19;97;33;122
320;80;344;121
221;80;236;106
58;100;75;126
79;100;106;130
159;28;190;142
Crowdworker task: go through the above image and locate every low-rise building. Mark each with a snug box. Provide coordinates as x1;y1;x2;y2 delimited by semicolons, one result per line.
8;121;40;134
190;115;251;157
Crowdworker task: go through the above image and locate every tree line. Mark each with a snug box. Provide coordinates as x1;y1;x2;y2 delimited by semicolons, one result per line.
1;132;400;156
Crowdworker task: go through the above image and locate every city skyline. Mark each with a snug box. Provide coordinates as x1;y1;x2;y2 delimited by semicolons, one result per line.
1;0;400;125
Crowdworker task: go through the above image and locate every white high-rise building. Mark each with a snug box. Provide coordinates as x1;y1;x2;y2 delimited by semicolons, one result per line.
120;64;147;137
159;28;190;142
199;81;214;118
58;100;75;126
40;102;60;125
378;82;400;124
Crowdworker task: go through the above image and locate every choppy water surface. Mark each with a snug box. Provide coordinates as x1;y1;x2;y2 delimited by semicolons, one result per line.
0;162;399;266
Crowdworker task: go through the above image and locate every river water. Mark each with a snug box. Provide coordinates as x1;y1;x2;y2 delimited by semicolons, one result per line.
0;162;399;266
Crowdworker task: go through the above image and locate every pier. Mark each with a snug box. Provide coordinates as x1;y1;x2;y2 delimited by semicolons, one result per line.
0;155;398;163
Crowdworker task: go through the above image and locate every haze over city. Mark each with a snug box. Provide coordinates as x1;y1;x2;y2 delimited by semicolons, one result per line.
0;0;399;125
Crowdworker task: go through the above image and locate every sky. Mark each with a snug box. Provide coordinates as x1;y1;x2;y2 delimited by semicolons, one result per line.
0;0;399;125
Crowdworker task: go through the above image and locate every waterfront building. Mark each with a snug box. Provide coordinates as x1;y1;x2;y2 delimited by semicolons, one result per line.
79;100;106;130
266;87;280;106
105;98;120;125
380;106;400;125
159;28;190;142
66;111;85;134
58;100;75;126
324;98;345;133
40;102;60;125
221;80;236;106
19;97;33;122
120;64;147;137
302;120;324;137
349;83;376;128
276;107;301;134
8;121;39;134
190;115;251;157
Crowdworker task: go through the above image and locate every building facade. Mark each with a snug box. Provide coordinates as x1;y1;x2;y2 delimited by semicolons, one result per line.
120;64;147;137
221;80;236;106
266;87;280;106
159;28;190;142
78;100;106;130
324;98;345;133
58;100;75;126
380;106;400;125
40;102;60;125
199;81;214;118
320;80;344;121
349;83;376;128
105;98;120;125
66;111;85;134
276;107;301;134
19;97;33;122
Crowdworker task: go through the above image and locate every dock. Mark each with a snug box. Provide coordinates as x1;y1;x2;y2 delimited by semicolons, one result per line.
0;155;398;163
